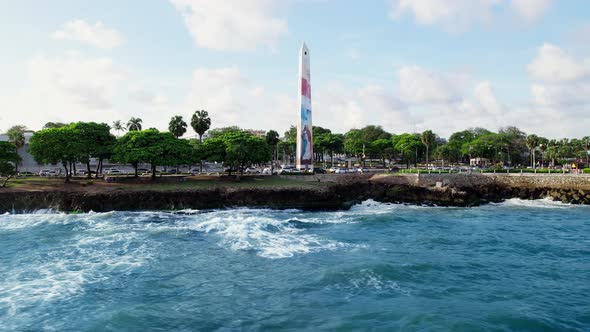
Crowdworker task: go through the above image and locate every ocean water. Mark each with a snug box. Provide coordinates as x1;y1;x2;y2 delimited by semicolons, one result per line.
1;200;589;331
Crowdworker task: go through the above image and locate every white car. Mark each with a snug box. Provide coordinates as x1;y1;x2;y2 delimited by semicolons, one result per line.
244;167;261;174
334;168;348;174
105;169;121;175
262;168;278;175
39;169;60;177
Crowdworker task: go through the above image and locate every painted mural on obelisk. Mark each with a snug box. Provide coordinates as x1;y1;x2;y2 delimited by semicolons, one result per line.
297;43;313;169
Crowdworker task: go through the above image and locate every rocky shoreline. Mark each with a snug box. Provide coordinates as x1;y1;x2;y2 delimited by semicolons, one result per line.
1;174;590;213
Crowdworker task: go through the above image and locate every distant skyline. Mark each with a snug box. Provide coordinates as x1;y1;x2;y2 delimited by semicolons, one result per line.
1;0;589;138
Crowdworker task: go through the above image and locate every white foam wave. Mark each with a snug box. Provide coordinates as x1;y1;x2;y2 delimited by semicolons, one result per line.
331;269;411;297
493;198;587;209
0;213;154;316
182;209;358;259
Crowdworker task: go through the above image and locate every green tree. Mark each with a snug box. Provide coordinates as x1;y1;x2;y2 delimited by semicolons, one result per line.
265;130;280;171
344;129;364;162
313;126;332;164
279;126;297;165
168;115;188;138
70;122;116;178
583;136;590;168
191;110;211;171
127;117;143;131
345;126;391;166
0;141;21;187
392;133;422;168
191;110;211;143
113;129;194;180
324;133;344;167
421;130;436;167
112;120;126;136
434;144;454;168
29;127;81;182
537;137;549;167
6;125;26;173
197;129;271;176
43;122;68;129
526;134;540;168
371;138;395;167
445;128;491;163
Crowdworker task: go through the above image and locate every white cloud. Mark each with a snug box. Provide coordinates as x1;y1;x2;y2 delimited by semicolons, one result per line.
527;43;590;83
510;0;552;22
398;66;462;105
52;19;123;49
129;85;168;106
0;52;128;130
180;66;294;133
527;43;590;112
169;0;287;51
473;81;505;115
523;42;590;137
390;0;552;29
314;82;411;133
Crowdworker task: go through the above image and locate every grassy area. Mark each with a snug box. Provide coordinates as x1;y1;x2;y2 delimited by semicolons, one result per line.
2;175;328;192
390;168;580;175
112;176;327;192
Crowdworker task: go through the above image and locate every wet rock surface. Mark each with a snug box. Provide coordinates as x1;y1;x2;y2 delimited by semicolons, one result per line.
2;174;590;213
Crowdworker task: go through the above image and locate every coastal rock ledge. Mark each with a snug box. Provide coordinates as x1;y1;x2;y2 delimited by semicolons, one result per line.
2;173;590;213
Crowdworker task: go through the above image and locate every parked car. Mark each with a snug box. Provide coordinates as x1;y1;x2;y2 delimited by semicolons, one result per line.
105;169;121;175
244;167;261;174
313;167;326;174
18;171;35;176
39;169;59;177
224;167;239;173
137;168;149;173
262;167;278;175
334;168;348;174
356;167;369;174
388;167;400;173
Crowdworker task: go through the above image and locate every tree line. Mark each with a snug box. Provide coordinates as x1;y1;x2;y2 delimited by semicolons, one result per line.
2;112;590;184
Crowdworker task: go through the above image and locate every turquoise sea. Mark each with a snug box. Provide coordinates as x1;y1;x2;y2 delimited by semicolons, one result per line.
1;200;589;331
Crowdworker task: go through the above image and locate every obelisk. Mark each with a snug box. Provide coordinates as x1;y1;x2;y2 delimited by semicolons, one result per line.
296;43;313;170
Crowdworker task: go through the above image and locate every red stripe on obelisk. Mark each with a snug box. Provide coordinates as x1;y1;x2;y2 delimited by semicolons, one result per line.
301;78;311;99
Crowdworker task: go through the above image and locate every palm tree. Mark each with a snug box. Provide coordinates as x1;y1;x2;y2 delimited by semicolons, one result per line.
420;130;436;167
583;136;590;168
265;130;280;172
112;120;126;136
191;110;211;143
168;115;187;138
6;125;26;173
127;117;143;131
191;110;211;172
526;134;539;169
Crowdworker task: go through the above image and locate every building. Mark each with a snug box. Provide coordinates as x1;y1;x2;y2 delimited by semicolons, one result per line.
470;157;491;167
245;129;266;138
0;131;49;172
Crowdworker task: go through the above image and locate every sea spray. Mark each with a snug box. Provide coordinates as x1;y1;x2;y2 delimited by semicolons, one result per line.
1;201;588;331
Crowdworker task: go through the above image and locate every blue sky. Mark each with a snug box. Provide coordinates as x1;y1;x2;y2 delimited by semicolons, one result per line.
1;0;589;138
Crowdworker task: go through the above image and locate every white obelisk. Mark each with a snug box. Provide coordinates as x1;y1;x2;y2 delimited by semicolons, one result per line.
296;43;313;170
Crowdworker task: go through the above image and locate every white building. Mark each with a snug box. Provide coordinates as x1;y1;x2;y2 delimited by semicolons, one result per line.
0;132;50;172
